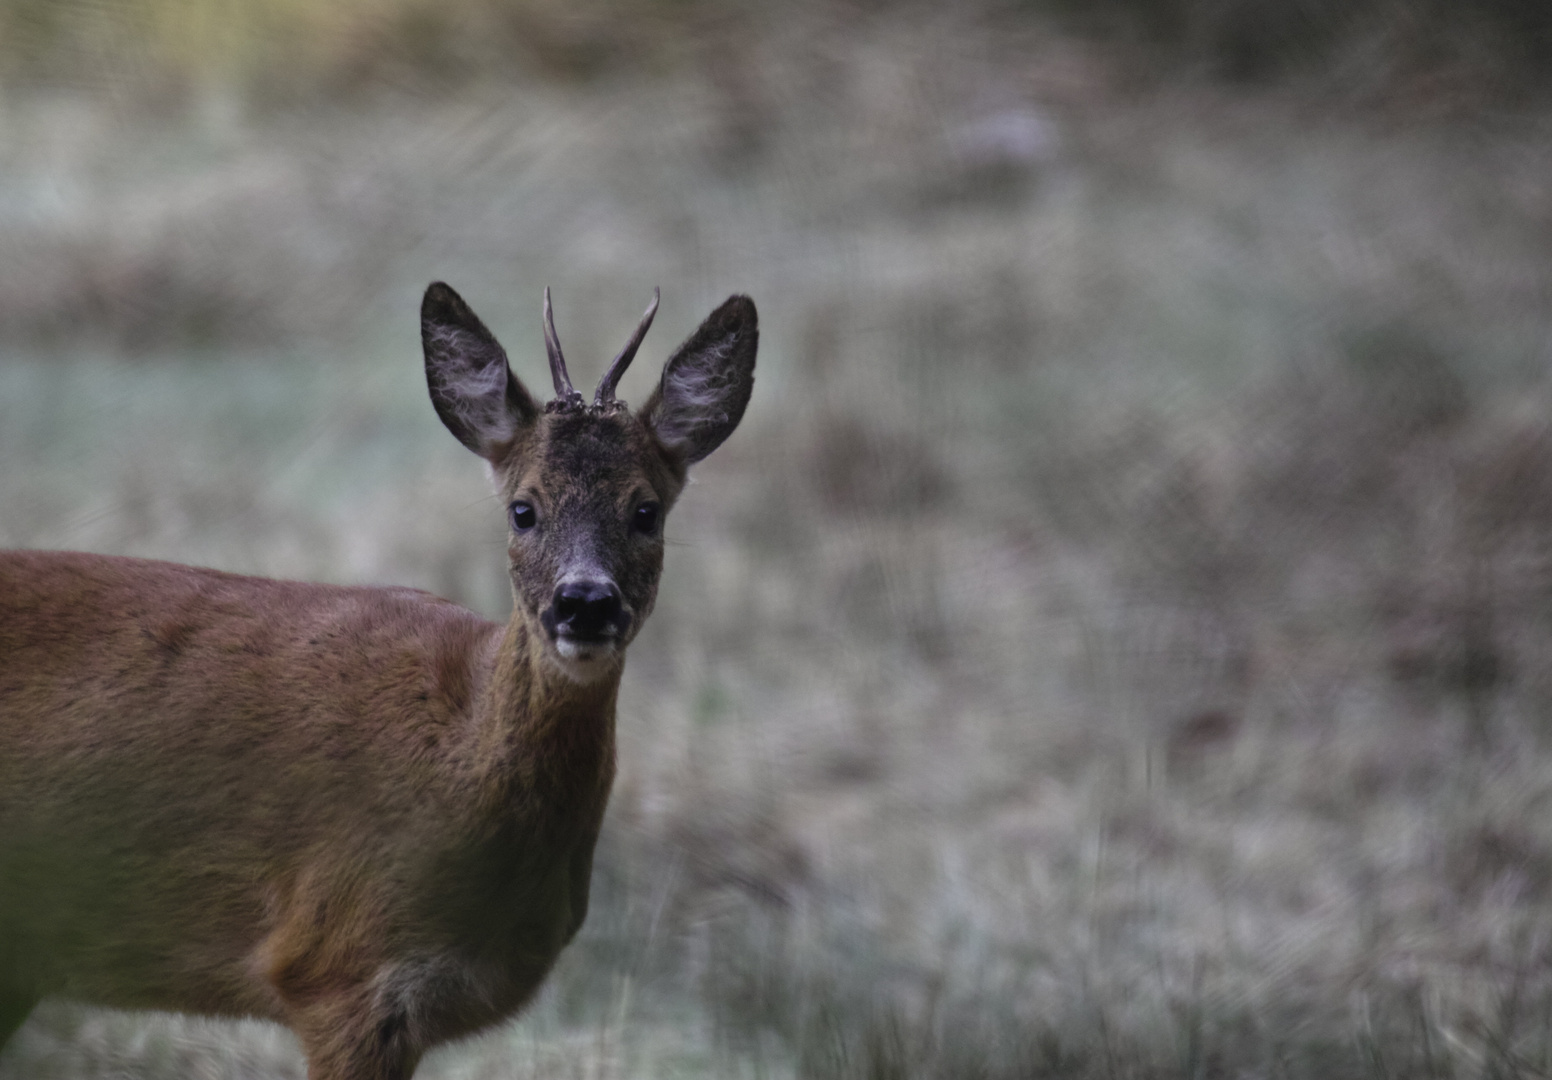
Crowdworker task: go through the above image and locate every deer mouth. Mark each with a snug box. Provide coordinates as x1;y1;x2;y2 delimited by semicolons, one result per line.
551;627;622;661
545;625;629;683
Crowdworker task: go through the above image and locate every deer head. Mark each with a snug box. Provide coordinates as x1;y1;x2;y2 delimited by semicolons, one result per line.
421;283;756;682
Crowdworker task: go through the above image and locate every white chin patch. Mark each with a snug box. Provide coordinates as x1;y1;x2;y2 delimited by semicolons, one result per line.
551;636;619;683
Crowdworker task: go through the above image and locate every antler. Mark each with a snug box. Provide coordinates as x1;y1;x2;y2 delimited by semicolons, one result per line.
594;288;659;408
543;287;581;406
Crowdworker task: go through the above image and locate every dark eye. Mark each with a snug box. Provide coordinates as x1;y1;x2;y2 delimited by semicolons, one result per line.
509;501;537;532
633;502;660;535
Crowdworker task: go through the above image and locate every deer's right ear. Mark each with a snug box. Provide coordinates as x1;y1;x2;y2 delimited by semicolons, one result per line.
422;282;540;462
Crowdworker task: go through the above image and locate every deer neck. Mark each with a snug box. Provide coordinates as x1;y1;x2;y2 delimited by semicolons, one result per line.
468;614;620;817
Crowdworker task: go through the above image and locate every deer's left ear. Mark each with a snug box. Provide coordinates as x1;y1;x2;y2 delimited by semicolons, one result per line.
641;295;757;465
422;282;540;463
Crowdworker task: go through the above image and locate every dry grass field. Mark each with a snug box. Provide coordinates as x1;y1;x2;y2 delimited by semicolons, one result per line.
3;4;1552;1077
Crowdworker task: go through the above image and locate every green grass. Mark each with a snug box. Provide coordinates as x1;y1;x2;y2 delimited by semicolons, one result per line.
5;15;1552;1079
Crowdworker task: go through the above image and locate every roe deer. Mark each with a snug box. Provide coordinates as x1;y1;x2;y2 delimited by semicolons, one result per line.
0;282;757;1079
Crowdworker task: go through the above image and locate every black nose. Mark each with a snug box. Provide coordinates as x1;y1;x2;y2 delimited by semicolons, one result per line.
551;581;624;640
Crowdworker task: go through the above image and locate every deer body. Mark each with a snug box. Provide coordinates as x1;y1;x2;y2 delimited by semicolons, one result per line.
0;284;756;1079
0;553;600;1037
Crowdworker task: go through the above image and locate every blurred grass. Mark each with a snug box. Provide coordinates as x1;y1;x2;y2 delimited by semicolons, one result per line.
5;4;1552;1080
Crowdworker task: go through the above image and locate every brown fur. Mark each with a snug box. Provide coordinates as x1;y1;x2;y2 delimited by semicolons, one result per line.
0;284;756;1079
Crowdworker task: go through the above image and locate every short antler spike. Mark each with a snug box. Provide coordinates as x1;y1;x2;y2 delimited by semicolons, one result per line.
594;288;660;408
543;287;580;405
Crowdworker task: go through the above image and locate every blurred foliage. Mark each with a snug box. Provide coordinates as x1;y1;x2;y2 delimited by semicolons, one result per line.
0;0;693;99
3;0;1552;101
1043;0;1552;86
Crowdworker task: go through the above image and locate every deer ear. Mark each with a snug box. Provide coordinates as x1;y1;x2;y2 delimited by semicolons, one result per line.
641;295;757;465
422;282;539;462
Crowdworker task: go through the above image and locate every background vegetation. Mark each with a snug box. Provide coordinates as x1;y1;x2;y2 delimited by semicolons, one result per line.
3;1;1552;1077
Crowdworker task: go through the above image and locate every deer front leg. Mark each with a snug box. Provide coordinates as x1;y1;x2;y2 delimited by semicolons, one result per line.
289;987;422;1080
266;938;422;1080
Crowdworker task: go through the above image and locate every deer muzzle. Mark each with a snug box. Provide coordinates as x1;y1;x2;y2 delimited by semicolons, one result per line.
542;579;631;658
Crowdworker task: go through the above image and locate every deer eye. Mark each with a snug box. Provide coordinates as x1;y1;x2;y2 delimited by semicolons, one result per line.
633;502;660;535
509;501;537;532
